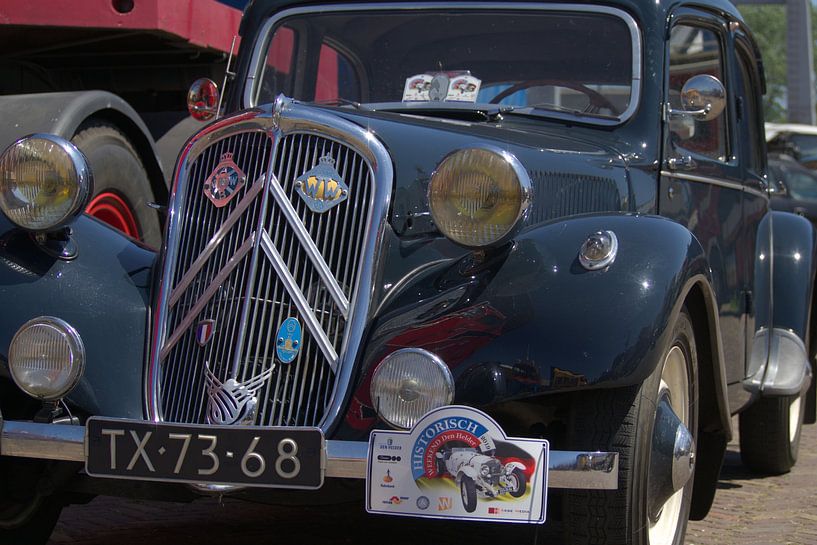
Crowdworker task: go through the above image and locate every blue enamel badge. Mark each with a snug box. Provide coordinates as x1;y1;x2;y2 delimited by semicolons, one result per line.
294;155;349;213
276;318;302;364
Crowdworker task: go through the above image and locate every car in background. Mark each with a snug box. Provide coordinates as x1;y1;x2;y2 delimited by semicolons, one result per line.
766;123;817;169
768;153;817;224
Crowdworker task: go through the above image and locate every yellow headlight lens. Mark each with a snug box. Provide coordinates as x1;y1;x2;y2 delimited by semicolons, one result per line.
0;135;91;230
428;148;529;247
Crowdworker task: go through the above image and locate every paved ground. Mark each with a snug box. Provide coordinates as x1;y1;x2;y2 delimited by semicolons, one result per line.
48;420;817;544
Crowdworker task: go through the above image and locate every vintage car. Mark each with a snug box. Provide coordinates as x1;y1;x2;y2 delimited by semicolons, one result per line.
437;445;528;513
768;153;817;225
0;0;815;544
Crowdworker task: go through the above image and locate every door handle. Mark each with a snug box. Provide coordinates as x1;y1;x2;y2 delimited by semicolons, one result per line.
666;155;697;171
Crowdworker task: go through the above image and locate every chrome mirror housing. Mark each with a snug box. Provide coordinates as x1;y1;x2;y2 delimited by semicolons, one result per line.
667;74;726;122
187;78;220;122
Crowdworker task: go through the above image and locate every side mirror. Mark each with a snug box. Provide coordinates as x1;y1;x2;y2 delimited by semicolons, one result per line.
187;78;220;122
667;74;726;122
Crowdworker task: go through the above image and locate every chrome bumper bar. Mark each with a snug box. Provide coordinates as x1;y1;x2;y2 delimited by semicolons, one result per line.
0;420;618;490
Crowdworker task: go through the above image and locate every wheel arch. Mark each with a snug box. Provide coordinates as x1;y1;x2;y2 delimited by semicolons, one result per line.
0;91;169;206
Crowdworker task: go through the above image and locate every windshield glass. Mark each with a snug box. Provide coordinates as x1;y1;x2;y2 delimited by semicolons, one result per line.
248;6;638;124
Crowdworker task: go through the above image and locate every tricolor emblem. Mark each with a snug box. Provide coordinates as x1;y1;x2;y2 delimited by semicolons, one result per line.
195;319;216;346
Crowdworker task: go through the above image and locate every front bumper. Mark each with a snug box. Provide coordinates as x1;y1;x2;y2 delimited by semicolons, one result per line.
0;419;618;490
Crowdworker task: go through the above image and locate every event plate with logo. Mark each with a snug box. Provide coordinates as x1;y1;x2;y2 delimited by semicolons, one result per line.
366;406;548;523
86;418;324;489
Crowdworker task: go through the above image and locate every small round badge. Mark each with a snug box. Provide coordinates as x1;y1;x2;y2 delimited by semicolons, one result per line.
276;317;302;364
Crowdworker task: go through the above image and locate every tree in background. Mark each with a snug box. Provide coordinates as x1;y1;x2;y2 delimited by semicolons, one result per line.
740;5;790;122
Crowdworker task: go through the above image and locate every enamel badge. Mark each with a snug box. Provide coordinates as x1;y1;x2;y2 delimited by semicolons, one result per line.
204;152;246;207
294;155;349;213
276;317;302;364
195;319;216;346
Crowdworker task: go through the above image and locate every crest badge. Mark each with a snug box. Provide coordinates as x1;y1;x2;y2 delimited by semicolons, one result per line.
294;155;349;213
195;319;216;346
203;362;274;426
276;317;302;364
203;152;246;207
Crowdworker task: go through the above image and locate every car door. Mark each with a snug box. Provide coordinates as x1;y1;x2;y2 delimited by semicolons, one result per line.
659;9;762;403
730;29;772;391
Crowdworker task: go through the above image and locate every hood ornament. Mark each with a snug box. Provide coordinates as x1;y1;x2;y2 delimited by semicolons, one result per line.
294;155;349;213
204;152;246;208
203;362;274;425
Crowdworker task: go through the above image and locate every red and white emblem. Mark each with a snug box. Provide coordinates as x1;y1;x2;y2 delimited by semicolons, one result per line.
195;319;216;346
203;152;246;208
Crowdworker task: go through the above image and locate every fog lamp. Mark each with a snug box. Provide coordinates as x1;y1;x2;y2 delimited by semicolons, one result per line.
8;317;85;400
0;134;92;231
370;348;454;429
428;147;531;247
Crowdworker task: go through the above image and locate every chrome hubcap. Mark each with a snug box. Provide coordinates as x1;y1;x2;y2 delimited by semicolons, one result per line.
648;345;693;544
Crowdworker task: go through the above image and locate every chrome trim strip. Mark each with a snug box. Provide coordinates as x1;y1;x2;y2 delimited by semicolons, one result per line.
160;234;256;361
267;175;350;318
0;421;619;489
259;229;339;371
244;3;641;125
661;170;769;201
168;179;265;308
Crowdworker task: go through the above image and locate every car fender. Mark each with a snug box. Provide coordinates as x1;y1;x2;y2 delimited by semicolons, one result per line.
742;211;817;399
0;214;155;418
503;461;526;474
363;213;729;435
457;466;479;482
0;91;168;201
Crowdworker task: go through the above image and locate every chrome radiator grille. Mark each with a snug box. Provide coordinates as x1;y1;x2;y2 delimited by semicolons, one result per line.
155;125;374;428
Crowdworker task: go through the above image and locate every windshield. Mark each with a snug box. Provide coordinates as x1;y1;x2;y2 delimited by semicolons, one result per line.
247;6;639;124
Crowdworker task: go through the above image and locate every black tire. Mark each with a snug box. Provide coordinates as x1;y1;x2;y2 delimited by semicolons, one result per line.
71;122;162;248
0;495;63;545
565;309;698;545
459;475;477;513
508;467;527;498
739;392;804;474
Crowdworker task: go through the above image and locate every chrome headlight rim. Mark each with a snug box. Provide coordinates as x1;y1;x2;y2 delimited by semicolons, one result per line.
0;133;93;232
9;316;86;401
427;145;533;249
370;347;455;430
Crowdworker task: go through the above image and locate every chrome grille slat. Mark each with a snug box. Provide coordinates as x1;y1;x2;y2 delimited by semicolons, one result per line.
151;112;385;429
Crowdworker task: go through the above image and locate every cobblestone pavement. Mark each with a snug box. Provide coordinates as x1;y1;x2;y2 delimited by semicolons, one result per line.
48;420;817;545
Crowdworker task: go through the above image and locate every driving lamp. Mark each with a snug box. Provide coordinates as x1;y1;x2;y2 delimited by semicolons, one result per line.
9;316;85;400
428;147;531;247
371;348;455;429
0;134;92;231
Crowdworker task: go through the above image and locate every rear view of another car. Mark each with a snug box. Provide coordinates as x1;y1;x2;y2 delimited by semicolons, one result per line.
768;153;817;223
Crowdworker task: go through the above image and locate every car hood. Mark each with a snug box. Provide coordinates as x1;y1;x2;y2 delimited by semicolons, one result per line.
330;108;634;235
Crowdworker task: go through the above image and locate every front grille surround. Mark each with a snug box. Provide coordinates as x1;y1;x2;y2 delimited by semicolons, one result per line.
146;100;393;433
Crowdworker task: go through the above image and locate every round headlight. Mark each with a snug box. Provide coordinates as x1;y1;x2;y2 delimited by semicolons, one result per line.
8;317;85;400
0;134;92;231
428;147;531;247
371;348;455;430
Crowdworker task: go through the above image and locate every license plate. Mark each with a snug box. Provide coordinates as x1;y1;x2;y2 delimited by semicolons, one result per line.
86;418;324;489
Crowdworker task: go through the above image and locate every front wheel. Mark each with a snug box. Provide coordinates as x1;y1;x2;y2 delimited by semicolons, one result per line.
459;475;477;513
507;467;527;498
739;392;805;474
565;309;698;545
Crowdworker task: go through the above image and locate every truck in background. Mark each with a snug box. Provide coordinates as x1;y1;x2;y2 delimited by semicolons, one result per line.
0;0;244;248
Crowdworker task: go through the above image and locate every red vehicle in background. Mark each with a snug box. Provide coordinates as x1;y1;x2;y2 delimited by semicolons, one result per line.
0;0;244;248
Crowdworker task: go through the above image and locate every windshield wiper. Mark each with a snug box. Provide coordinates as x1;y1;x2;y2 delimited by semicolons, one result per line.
376;104;511;122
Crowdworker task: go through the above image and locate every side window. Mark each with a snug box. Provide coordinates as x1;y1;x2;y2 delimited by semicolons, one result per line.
668;24;728;161
258;27;296;102
734;43;764;175
315;44;361;103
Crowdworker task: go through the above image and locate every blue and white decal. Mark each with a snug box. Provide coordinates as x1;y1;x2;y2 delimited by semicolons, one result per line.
276;317;301;364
